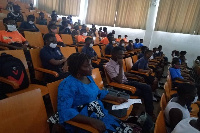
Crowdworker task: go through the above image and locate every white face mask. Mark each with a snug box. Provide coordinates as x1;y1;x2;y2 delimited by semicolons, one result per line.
7;25;17;31
150;55;154;60
121;43;125;46
89;43;93;47
192;96;198;104
112;41;115;44
185;60;188;63
68;26;71;29
83;33;87;36
29;21;34;24
156;51;159;53
49;43;57;48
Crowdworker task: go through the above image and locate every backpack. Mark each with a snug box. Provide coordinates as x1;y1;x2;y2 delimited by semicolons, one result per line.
0;53;29;94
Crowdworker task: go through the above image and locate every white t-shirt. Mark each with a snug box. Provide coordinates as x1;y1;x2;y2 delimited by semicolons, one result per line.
164;97;190;132
172;117;200;133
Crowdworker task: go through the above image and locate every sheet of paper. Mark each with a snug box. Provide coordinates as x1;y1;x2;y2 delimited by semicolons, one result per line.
112;99;142;110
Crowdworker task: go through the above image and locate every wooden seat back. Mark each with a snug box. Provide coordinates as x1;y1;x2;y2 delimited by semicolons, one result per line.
160;93;167;110
47;79;63;112
0;89;50;133
125;57;133;72
29;48;44;80
24;31;44;48
92;45;102;58
35;24;48;34
132;55;138;64
154;111;167;133
92;68;104;89
61;34;73;45
60;47;76;58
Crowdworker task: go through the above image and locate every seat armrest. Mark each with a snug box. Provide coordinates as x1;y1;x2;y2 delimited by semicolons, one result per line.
34;67;59;77
130;70;149;76
105;55;112;58
0;46;9;50
108;82;137;94
99;57;109;61
66;121;98;133
0;77;19;89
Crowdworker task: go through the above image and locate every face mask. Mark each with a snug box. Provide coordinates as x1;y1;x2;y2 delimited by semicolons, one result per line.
150;55;153;60
122;43;125;46
83;33;87;36
112;41;115;44
7;25;17;31
89;43;93;47
29;21;34;24
68;26;71;29
49;43;57;48
156;51;159;53
192;96;198;104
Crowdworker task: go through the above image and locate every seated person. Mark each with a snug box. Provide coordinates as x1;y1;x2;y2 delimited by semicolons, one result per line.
100;27;107;37
19;15;39;32
100;36;109;45
57;52;134;132
47;24;65;47
40;33;69;82
126;40;134;51
98;27;102;37
165;83;197;132
172;110;200;133
132;50;159;90
138;46;148;59
179;51;187;65
49;14;59;26
169;58;194;84
36;12;47;25
0;18;29;50
105;47;154;116
77;29;87;43
139;39;144;47
105;36;115;55
115;35;121;43
7;5;23;22
133;38;143;49
123;35;128;43
81;37;97;61
118;39;126;51
59;20;71;34
157;45;168;64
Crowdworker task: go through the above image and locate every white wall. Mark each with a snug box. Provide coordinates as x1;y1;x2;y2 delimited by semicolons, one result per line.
150;31;200;67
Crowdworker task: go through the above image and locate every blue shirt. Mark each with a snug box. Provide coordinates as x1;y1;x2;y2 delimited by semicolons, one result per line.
169;67;184;81
40;46;63;72
132;57;148;70
105;43;113;55
81;46;97;58
19;21;39;31
57;75;124;132
134;43;143;49
138;53;144;59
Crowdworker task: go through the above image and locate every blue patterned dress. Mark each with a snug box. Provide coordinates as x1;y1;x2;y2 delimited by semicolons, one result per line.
57;75;133;133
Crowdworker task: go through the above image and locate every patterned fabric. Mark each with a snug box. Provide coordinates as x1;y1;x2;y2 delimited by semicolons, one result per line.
57;75;133;132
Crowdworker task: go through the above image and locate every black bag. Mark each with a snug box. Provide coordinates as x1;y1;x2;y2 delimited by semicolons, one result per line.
103;87;130;118
0;53;29;94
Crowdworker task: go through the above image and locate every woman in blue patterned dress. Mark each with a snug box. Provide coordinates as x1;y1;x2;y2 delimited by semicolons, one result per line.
57;53;134;133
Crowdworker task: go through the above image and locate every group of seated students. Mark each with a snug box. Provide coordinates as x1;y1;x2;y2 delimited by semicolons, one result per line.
1;2;200;133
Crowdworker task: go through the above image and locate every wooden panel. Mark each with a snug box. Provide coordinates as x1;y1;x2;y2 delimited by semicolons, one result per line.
24;31;44;48
0;89;50;133
60;47;76;58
